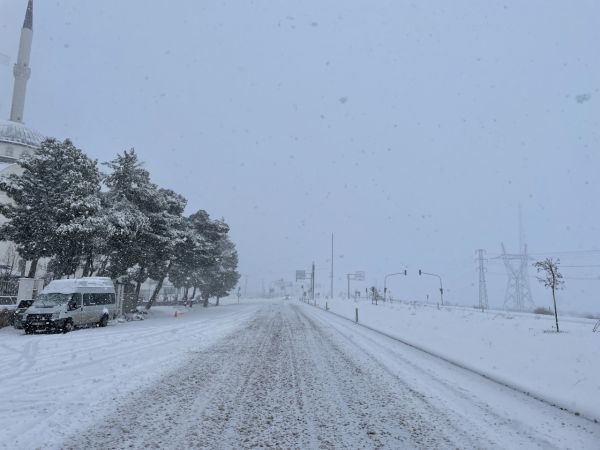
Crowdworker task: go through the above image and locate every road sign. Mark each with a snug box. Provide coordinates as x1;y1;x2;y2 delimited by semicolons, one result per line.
355;271;365;281
296;270;306;281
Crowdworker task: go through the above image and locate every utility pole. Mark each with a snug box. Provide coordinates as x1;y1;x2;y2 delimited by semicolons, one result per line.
330;233;334;299
311;261;315;303
477;249;489;311
347;274;350;300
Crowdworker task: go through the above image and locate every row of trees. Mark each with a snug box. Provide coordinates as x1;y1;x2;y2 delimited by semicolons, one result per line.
0;138;240;309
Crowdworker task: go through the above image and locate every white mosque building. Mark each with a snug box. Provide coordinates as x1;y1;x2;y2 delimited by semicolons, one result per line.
0;0;45;273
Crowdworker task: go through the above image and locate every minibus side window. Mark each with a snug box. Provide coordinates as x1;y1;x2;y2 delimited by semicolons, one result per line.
82;293;115;305
83;293;94;306
68;294;81;310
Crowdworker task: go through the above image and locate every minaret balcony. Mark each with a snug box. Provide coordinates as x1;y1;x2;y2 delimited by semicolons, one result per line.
13;64;31;80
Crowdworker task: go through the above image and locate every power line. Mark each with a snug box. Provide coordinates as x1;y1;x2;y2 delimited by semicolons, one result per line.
561;264;600;268
488;250;600;259
487;271;600;282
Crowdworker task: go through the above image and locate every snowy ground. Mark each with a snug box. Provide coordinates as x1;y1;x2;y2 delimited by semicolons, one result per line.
0;302;258;449
316;296;600;422
1;298;599;449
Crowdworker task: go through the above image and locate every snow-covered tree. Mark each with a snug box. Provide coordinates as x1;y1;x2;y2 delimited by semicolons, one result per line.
0;138;103;278
102;149;161;294
169;210;232;306
197;235;240;306
144;188;187;309
534;258;564;332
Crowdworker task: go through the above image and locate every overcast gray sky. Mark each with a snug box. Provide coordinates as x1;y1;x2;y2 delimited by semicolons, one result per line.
1;0;599;311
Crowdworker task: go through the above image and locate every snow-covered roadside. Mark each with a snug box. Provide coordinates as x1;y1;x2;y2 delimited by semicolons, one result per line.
311;297;600;422
0;302;259;449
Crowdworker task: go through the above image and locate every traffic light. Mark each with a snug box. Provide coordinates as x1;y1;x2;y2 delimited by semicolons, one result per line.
404;270;407;276
419;269;422;276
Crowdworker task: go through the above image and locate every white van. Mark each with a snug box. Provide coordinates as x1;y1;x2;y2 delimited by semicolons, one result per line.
22;277;116;334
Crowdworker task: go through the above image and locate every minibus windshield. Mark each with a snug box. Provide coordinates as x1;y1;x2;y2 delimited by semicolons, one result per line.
34;293;75;307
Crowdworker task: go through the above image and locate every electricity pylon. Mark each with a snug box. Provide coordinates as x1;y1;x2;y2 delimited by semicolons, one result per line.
477;249;489;311
501;242;534;311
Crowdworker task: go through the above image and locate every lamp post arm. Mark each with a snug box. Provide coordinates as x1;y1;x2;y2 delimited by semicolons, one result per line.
383;271;407;301
420;271;444;305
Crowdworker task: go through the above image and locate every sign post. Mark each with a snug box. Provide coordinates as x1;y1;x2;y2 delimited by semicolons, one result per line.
346;271;365;299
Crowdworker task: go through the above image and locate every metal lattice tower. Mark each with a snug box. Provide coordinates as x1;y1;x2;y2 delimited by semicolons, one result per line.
501;242;534;311
500;207;535;311
477;249;489;310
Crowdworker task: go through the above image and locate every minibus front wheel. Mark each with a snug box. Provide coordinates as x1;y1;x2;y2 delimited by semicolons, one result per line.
63;319;74;334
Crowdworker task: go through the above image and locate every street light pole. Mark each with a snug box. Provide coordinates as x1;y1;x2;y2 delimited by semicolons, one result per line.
418;269;444;305
330;233;334;299
383;270;407;301
347;273;350;300
311;261;315;304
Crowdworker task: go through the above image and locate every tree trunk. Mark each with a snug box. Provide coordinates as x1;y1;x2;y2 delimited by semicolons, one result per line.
134;267;145;303
27;258;38;278
146;262;173;310
203;294;209;307
82;259;91;277
146;276;165;310
216;296;220;306
135;279;142;303
98;257;109;276
82;254;95;277
552;287;559;332
191;285;197;299
183;286;189;300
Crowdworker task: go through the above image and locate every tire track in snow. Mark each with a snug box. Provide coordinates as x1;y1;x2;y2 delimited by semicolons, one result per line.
65;301;487;449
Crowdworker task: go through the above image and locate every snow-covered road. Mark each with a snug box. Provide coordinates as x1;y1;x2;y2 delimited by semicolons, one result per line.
56;300;599;449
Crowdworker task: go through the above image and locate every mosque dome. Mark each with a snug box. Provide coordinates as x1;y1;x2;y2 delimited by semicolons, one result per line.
0;119;44;149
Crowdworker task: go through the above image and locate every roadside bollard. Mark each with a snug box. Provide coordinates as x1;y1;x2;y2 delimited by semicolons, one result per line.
355;307;358;324
325;302;328;311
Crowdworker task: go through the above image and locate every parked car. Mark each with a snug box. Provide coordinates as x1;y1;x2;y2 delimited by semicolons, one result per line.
22;277;116;334
13;299;34;329
0;296;18;311
0;296;18;328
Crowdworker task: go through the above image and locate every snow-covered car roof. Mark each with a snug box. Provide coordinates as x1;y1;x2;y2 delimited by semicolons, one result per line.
42;277;115;294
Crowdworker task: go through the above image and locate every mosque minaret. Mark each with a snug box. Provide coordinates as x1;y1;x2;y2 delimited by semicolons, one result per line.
10;0;33;123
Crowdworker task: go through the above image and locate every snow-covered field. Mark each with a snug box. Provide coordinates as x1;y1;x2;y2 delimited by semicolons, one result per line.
314;297;600;422
0;301;258;449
